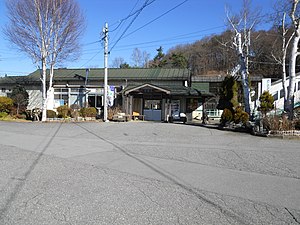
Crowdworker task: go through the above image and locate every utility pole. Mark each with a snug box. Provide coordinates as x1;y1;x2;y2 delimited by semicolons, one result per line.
85;68;89;107
103;23;108;121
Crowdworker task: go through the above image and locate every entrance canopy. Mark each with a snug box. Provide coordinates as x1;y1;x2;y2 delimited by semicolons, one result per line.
123;83;214;97
122;83;215;121
124;83;170;95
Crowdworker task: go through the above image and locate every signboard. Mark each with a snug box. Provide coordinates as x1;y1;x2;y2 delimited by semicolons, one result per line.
107;86;115;107
88;88;104;94
261;78;271;93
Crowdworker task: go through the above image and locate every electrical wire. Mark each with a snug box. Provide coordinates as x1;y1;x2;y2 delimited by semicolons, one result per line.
110;0;142;45
121;0;189;41
0;6;291;75
112;25;226;51
110;0;149;33
109;0;153;53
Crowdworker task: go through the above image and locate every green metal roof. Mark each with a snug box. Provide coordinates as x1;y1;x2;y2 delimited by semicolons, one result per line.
0;75;40;84
26;68;190;81
191;82;209;92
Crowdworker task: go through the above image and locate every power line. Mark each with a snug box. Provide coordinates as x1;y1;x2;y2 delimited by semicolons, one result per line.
110;0;142;45
79;51;102;68
108;11;290;54
111;25;226;51
82;40;101;46
109;0;153;52
120;0;189;41
109;0;157;33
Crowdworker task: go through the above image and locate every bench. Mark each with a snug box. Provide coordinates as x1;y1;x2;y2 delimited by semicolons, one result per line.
112;113;130;122
132;114;145;121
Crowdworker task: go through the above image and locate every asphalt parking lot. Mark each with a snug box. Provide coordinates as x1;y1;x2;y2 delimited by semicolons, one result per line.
0;121;300;225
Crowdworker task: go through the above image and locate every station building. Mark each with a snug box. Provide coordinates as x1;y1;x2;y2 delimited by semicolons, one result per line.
0;68;214;121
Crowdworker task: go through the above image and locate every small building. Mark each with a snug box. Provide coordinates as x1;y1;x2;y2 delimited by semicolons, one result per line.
0;68;214;122
267;73;300;111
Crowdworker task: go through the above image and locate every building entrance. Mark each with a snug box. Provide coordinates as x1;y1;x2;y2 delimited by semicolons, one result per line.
143;99;162;121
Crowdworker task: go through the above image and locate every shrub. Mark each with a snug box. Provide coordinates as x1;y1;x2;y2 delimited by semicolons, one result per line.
70;104;80;110
234;106;249;125
259;91;274;116
0;96;13;113
0;112;8;118
263;115;294;131
221;108;233;124
57;105;71;118
80;107;97;118
47;110;57;118
108;107;122;120
70;104;80;119
14;113;26;119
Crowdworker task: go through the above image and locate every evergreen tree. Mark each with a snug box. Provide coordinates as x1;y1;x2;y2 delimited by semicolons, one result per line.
150;46;167;68
259;91;274;116
120;63;130;69
218;76;238;112
9;85;29;115
169;53;188;68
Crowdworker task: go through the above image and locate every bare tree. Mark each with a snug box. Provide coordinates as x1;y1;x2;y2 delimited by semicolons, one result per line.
142;50;150;68
225;0;260;115
111;57;125;68
287;0;300;119
4;0;85;121
131;48;142;67
271;2;294;112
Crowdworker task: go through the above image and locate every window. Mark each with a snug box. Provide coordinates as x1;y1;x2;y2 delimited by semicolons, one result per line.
54;93;69;105
272;92;278;101
62;94;68;104
1;88;6;93
144;100;161;110
71;88;79;92
280;89;284;98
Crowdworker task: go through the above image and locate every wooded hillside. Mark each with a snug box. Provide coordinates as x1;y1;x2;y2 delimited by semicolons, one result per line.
154;28;292;79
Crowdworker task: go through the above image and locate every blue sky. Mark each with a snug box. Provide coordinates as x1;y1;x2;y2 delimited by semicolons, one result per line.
0;0;275;76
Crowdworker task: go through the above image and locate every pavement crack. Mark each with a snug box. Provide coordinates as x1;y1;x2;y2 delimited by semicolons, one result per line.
285;207;300;224
125;178;160;207
23;193;44;210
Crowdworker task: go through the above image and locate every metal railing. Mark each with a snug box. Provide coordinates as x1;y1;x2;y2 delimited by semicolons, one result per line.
205;109;223;118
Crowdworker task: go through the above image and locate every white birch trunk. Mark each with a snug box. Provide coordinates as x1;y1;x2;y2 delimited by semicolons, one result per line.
287;0;300;119
282;46;288;111
34;0;48;122
41;58;47;122
287;34;300;117
236;33;251;114
281;13;290;110
49;62;54;88
272;12;294;112
282;54;288;111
